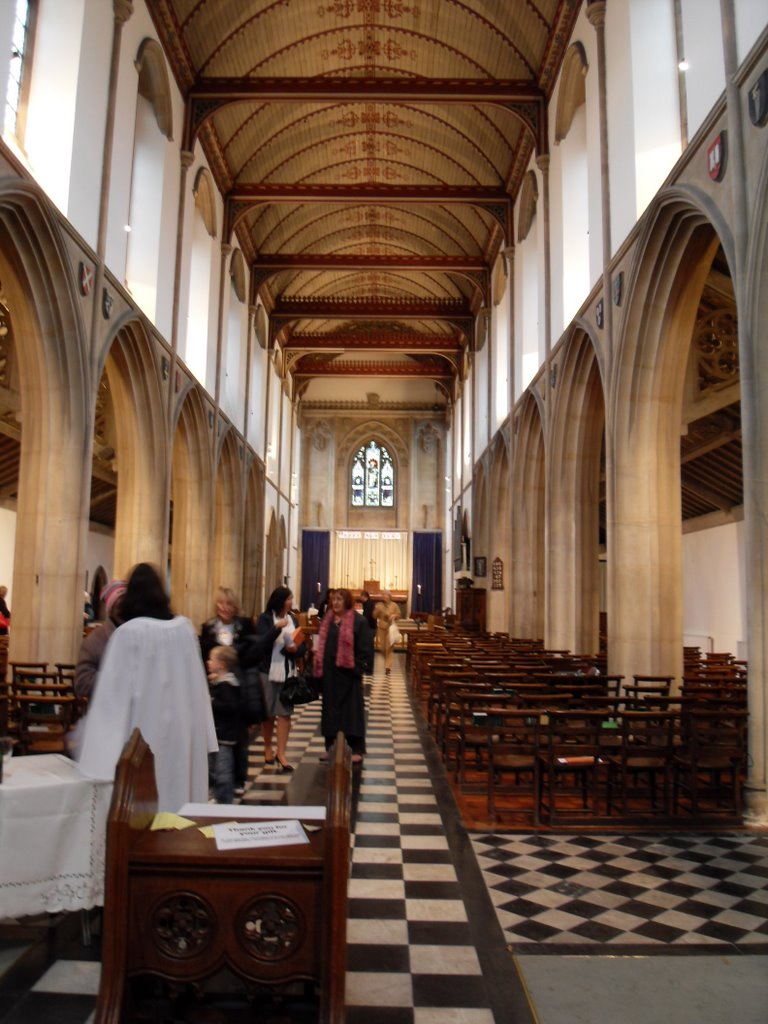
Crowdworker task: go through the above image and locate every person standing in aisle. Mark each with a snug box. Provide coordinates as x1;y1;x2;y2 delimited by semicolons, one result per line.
373;590;400;675
315;587;373;763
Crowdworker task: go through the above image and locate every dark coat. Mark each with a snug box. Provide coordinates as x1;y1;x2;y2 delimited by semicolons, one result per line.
361;598;377;633
209;673;243;744
199;614;254;662
320;614;373;746
239;611;306;674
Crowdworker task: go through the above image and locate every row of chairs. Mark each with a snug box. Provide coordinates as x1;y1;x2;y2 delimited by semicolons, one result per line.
1;661;81;754
409;633;749;827
455;697;748;826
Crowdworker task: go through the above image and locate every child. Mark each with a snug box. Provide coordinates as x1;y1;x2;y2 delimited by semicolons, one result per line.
207;645;243;803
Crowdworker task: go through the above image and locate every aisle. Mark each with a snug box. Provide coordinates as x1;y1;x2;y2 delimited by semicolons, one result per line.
241;652;524;1023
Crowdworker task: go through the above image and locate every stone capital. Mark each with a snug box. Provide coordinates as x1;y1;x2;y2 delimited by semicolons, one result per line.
586;1;606;31
113;0;134;24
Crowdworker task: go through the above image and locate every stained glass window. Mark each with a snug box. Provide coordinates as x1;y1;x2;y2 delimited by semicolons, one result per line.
351;440;394;507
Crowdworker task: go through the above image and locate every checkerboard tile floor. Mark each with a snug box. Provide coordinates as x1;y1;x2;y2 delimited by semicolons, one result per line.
472;831;768;953
3;653;768;1024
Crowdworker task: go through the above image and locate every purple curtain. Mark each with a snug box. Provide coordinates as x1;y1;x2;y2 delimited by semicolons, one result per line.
411;532;442;615
300;530;330;611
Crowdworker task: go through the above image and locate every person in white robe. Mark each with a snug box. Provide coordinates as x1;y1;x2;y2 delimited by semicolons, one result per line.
77;566;217;812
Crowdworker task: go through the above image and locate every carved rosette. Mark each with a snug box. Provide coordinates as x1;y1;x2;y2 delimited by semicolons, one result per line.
238;895;304;961
152;893;214;958
694;309;739;392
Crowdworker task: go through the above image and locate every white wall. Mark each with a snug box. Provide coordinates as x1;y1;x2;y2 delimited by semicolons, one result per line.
683;520;745;655
85;526;116;594
735;0;768;62
491;272;510;431
23;0;86;217
473;334;489;455
0;507;17;608
0;507;114;618
680;0;727;139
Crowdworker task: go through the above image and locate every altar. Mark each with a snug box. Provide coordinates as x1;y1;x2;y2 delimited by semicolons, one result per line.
355;580;408;615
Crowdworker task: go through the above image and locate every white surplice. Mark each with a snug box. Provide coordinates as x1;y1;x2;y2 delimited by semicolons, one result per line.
77;615;218;811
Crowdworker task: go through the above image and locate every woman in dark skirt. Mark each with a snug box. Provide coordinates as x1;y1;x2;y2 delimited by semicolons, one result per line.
314;587;373;763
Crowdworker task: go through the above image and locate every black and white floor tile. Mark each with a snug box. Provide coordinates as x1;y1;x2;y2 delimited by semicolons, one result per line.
2;654;768;1023
472;831;768;954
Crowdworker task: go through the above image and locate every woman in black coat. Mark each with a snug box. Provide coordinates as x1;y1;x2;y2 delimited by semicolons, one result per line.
240;586;304;772
199;587;254;791
313;587;373;763
199;587;254;661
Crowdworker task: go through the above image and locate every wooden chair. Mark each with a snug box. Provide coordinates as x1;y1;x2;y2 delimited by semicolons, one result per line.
10;661;49;686
55;662;86;721
605;711;678;817
538;710;607;825
12;671;76;754
624;676;673;708
673;709;749;819
487;708;541;825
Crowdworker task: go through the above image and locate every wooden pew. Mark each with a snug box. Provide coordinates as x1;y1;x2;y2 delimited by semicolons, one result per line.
96;728;351;1023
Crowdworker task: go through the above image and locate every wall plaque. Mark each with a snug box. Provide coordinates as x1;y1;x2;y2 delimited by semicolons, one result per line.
492;557;504;590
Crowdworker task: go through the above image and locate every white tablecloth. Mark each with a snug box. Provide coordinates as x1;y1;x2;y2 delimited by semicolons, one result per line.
0;753;113;918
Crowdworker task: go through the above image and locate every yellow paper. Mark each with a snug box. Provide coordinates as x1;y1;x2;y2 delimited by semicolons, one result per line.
150;812;197;831
198;820;239;838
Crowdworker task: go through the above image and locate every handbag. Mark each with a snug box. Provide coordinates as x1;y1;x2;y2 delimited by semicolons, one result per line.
388;622;402;646
280;668;319;707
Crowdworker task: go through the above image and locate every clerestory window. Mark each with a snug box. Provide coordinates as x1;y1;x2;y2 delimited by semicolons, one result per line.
351;440;394;507
4;0;35;142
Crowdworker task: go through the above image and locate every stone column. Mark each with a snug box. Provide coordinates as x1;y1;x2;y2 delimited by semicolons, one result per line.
720;0;767;821
162;148;194;556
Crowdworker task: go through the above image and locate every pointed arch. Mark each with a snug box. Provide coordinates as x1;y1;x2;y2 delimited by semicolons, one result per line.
512;394;545;639
608;192;732;682
230;248;247;303
555;42;588;143
0;180;90;661
243;456;265;616
487;432;511;631
101;316;168;573
264;507;284;594
548;326;605;653
170;385;213;623
212;427;244;593
336;419;410;529
135;37;173;139
193;167;217;237
517;170;539;243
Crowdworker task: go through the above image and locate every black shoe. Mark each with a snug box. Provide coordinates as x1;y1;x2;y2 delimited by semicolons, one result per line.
276;758;294;772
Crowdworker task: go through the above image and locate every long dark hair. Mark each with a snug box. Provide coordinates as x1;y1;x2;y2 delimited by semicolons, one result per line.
265;586;292;616
120;563;174;622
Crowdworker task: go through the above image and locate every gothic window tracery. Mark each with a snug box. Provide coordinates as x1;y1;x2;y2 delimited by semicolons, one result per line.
351;440;394;507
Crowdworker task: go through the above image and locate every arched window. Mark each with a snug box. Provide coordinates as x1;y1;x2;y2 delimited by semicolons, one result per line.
4;0;37;143
351;440;394;507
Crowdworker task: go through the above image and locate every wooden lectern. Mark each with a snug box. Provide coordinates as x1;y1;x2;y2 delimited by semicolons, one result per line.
96;729;351;1023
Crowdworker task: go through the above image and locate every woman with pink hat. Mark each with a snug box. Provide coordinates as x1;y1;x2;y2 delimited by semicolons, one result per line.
73;578;126;698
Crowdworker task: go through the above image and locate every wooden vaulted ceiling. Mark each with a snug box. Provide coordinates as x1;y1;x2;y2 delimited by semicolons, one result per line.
147;0;582;406
0;4;744;533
